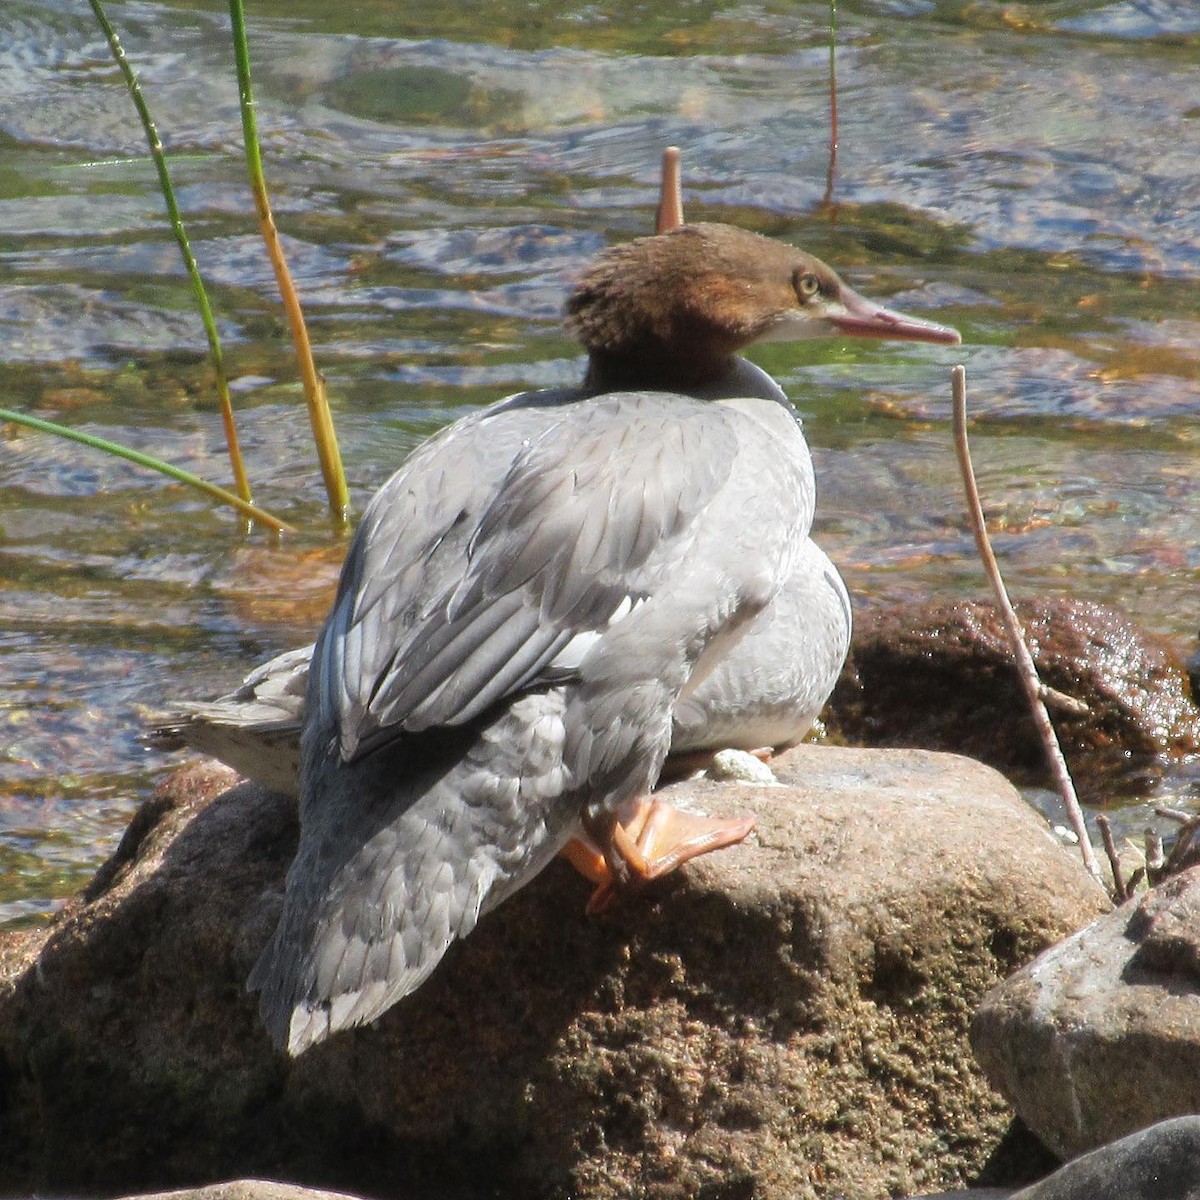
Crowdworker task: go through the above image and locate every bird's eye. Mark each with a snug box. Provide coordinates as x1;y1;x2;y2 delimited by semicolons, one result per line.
795;272;821;301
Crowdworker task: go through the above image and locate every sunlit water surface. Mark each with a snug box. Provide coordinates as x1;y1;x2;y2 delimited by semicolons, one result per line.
1;0;1198;925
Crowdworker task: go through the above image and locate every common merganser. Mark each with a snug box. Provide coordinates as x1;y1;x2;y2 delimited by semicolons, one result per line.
157;222;959;1054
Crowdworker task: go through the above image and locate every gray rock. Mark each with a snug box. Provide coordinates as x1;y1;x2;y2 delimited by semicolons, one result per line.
1127;867;1200;979
1015;1116;1200;1200
910;1116;1200;1199
0;746;1108;1200
130;1185;361;1200
907;1190;1014;1199
972;866;1200;1161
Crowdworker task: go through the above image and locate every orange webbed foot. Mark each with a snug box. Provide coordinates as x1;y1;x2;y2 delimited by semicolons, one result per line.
562;799;755;914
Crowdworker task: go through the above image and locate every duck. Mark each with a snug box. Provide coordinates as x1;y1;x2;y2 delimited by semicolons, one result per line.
155;221;959;1055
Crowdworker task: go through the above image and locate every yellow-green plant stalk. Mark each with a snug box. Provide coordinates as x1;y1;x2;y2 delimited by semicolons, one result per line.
228;0;350;525
88;0;254;513
0;408;293;533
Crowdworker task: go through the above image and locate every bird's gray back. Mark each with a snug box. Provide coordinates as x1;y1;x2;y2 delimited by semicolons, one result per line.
252;383;826;1052
309;389;807;771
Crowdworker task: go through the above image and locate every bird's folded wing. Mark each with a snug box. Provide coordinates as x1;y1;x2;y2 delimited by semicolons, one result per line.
315;393;744;762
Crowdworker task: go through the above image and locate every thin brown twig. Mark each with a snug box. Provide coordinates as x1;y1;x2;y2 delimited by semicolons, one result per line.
951;364;1102;886
1041;683;1089;715
1095;814;1128;901
1154;805;1194;825
656;147;684;234
1145;829;1166;883
1163;816;1200;875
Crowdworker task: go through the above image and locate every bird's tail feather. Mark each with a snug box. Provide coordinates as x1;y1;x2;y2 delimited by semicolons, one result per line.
248;692;574;1055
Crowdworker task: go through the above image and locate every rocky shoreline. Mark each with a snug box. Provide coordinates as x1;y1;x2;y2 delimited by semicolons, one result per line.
0;746;1105;1199
3;598;1198;1199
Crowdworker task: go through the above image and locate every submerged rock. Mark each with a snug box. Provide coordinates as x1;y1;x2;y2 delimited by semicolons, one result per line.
972;865;1200;1161
826;598;1200;802
0;747;1107;1200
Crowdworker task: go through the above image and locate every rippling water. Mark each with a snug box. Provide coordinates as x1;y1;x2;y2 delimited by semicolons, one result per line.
1;0;1197;925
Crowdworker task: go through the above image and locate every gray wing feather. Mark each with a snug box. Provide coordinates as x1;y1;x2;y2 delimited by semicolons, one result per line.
312;389;580;754
252;691;575;1055
147;645;311;797
321;393;740;761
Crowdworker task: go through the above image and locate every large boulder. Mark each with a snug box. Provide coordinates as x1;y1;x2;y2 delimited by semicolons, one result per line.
826;599;1200;802
972;865;1200;1161
0;746;1108;1199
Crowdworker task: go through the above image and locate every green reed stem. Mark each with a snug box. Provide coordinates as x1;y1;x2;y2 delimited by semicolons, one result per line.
228;0;351;526
87;0;254;513
0;408;294;534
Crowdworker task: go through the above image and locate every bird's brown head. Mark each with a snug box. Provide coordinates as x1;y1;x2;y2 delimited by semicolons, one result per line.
565;222;960;394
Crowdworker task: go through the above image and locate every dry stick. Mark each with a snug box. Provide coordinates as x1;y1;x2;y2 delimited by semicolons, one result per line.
656;147;684;234
951;365;1103;886
1154;805;1194;824
1095;814;1129;901
1162;816;1200;875
1145;829;1166;883
1042;685;1089;716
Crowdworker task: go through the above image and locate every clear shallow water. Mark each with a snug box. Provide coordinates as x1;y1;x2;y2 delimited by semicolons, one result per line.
0;0;1197;924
